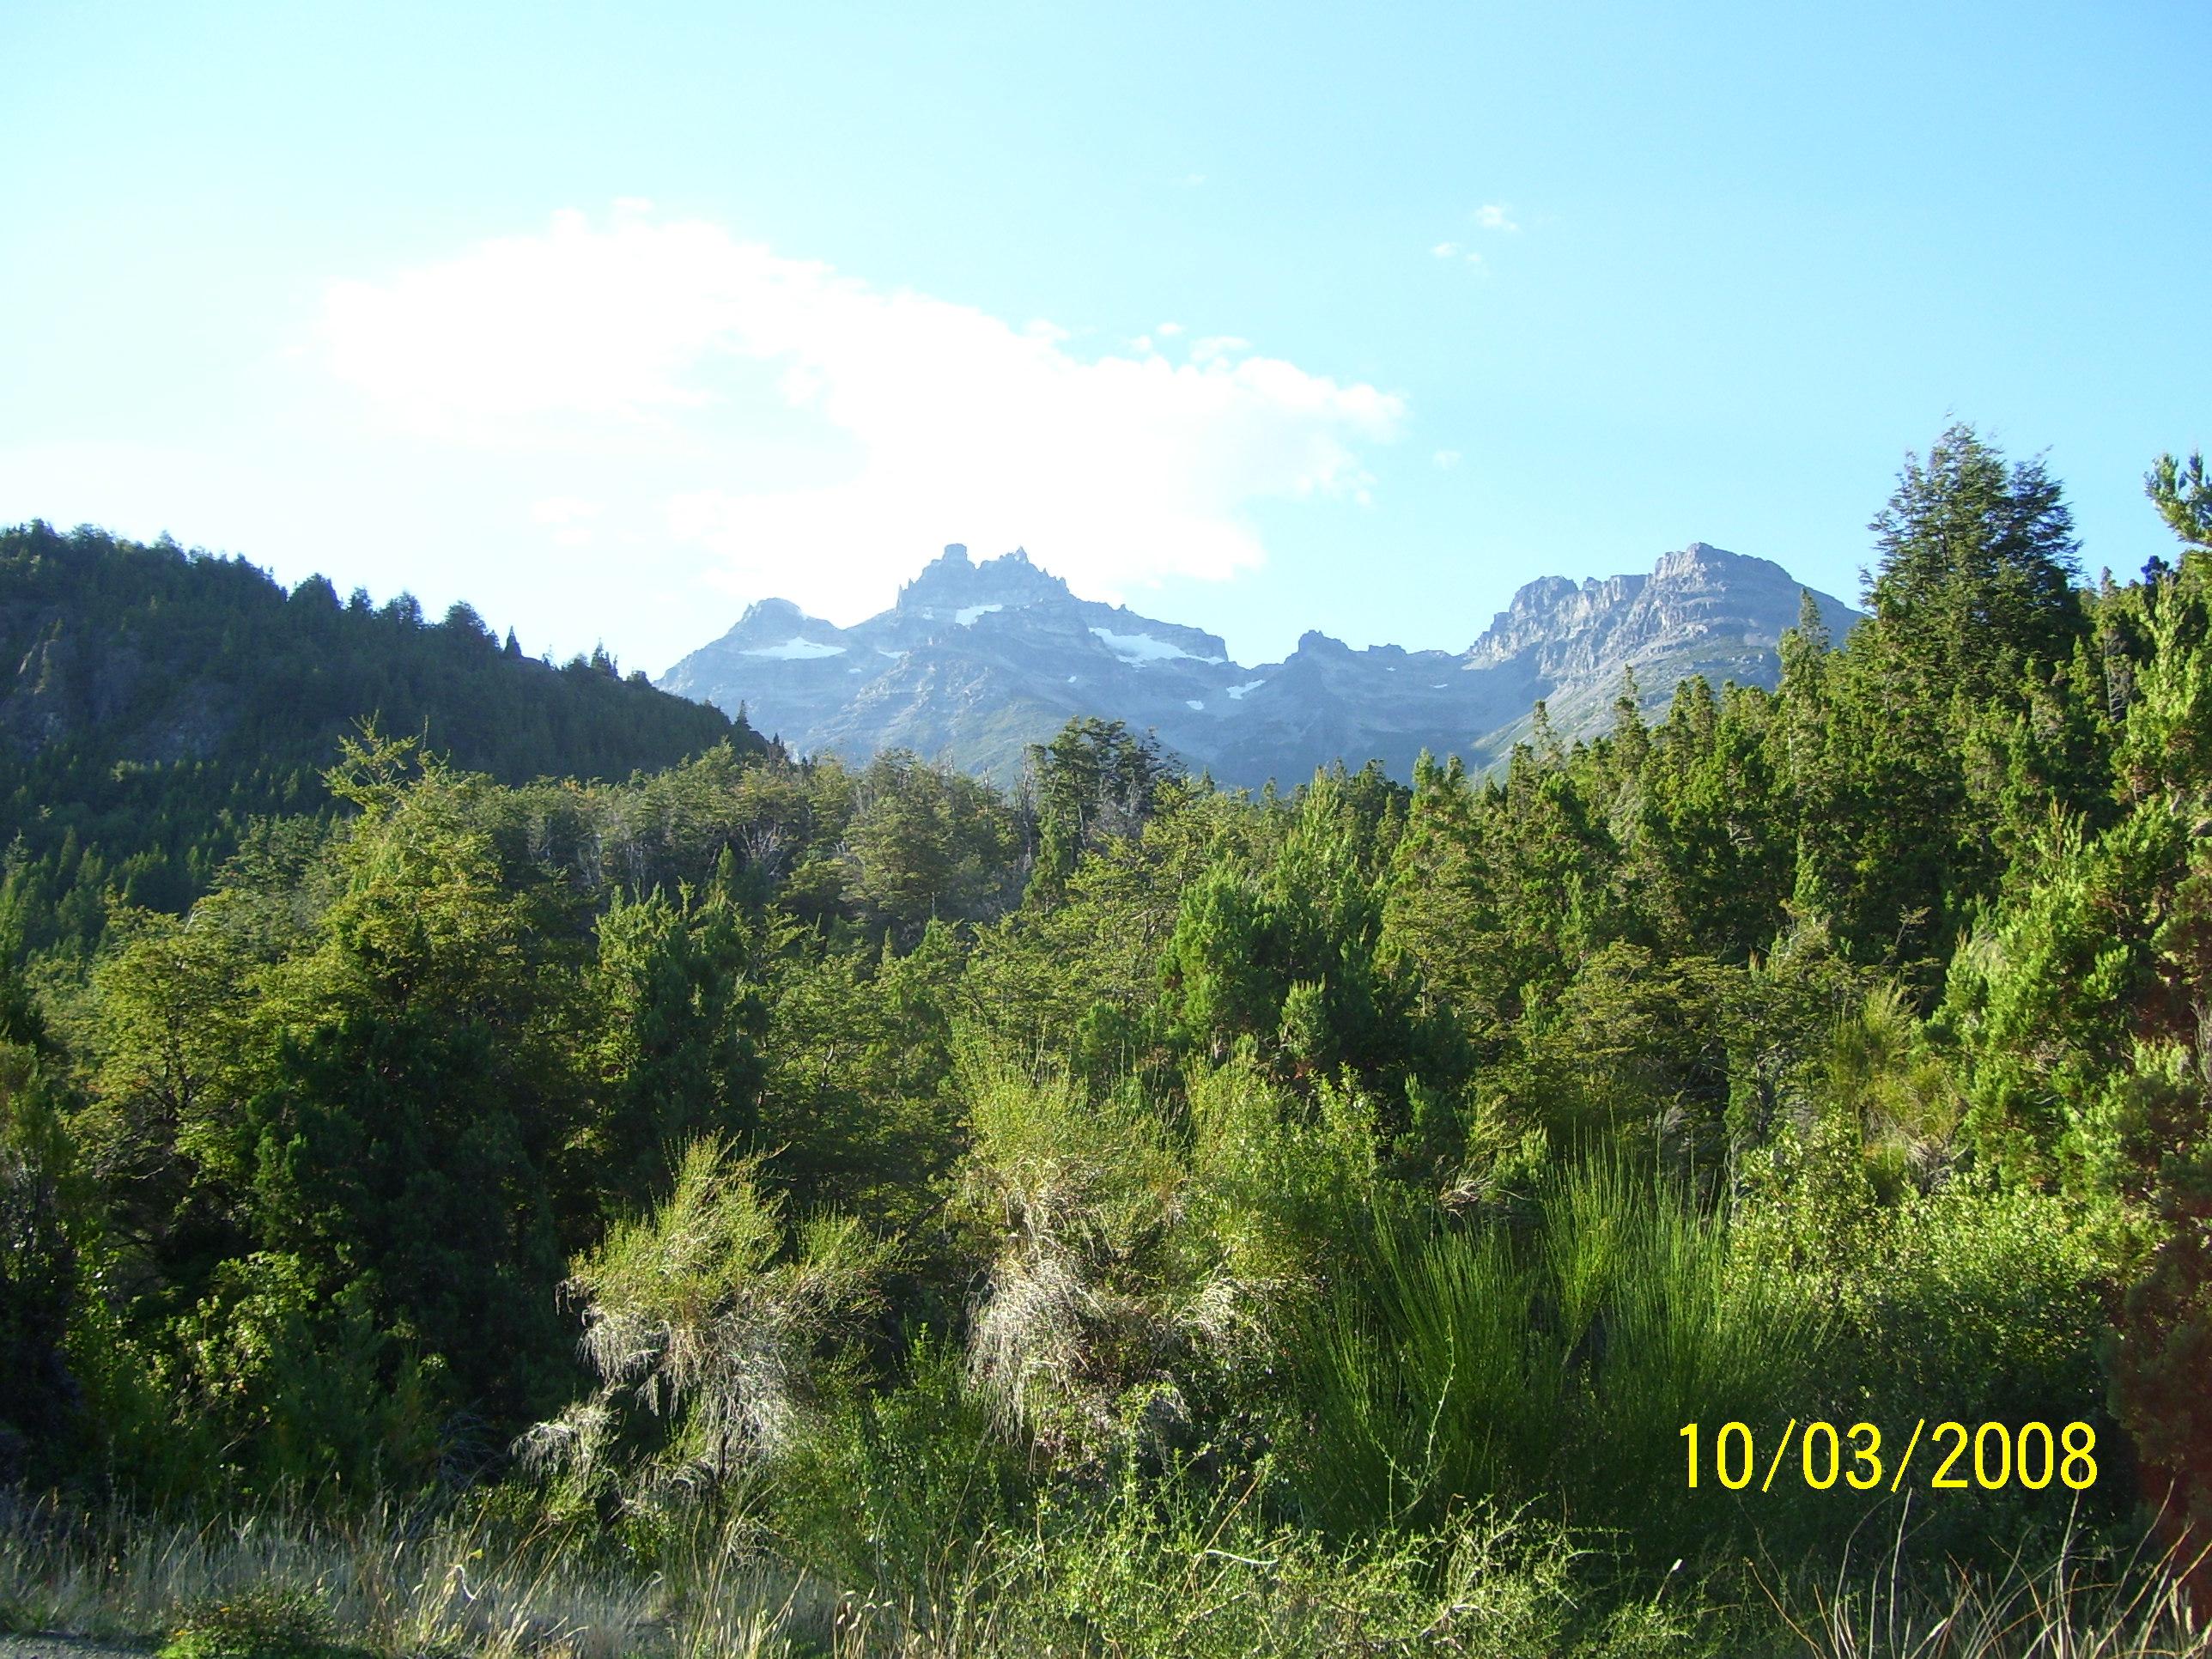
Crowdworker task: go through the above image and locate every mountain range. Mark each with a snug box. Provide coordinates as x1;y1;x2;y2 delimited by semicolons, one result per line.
659;541;1861;787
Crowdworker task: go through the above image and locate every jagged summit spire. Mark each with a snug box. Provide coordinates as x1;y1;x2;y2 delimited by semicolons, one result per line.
894;542;1076;614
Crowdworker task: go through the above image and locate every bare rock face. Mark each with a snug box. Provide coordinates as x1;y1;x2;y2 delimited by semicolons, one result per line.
658;542;1860;788
1449;542;1861;761
0;614;239;763
0;623;77;756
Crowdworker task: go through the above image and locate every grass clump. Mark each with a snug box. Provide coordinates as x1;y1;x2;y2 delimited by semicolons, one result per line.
1291;1158;1820;1548
159;1586;354;1659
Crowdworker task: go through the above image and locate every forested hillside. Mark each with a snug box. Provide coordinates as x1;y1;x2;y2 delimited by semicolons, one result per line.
0;522;755;957
3;428;2210;1656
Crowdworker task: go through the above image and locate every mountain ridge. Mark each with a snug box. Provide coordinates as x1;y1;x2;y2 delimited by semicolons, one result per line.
659;541;1862;787
0;520;757;952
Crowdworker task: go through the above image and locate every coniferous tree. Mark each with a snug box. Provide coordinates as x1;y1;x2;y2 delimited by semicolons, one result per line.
1864;422;2084;703
1784;426;2090;972
2146;450;2212;553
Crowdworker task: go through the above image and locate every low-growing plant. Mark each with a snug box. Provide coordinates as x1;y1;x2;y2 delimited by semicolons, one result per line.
159;1584;347;1659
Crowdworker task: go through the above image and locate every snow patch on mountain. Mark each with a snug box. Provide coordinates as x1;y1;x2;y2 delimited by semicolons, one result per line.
1089;627;1224;665
744;637;846;660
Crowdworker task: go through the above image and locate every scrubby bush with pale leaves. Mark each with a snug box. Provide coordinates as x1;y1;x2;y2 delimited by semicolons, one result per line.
516;1135;881;1520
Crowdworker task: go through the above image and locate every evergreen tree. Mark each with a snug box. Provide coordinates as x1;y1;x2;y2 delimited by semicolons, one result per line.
1863;422;2084;703
2145;450;2212;553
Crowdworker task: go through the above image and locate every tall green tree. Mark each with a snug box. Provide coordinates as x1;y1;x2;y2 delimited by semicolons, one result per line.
0;960;80;1482
586;881;764;1218
239;741;590;1427
1863;422;2084;703
2145;450;2212;556
1784;425;2091;972
1024;717;1177;902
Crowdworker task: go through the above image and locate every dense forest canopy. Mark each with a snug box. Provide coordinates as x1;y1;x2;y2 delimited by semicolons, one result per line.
0;520;757;959
3;425;2212;1654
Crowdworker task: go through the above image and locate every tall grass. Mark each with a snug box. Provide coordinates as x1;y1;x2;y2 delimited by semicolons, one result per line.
1291;1158;1821;1544
0;1492;830;1657
2;1484;2206;1657
1766;1503;2211;1659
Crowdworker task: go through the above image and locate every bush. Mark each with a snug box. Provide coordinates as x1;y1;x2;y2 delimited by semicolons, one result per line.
159;1585;351;1659
771;1334;1036;1607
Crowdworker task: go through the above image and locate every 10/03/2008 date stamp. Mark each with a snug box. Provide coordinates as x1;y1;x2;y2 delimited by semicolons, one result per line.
1679;1419;2099;1493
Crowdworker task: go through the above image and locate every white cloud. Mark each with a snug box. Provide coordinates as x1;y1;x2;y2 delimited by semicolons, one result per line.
1431;241;1461;258
323;209;1403;617
1474;203;1519;233
1432;449;1462;470
1155;320;1184;337
532;494;603;546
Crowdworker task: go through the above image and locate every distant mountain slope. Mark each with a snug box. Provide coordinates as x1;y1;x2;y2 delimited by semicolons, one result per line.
659;541;1859;787
0;521;757;951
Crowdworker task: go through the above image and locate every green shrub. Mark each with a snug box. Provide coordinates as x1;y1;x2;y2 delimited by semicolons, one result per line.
770;1333;1036;1607
159;1585;349;1659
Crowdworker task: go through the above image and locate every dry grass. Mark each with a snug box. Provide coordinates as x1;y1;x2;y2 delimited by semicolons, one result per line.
0;1495;837;1658
4;1487;2209;1659
1762;1507;2211;1659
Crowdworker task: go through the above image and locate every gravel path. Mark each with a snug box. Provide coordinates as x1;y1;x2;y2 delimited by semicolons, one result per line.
0;1636;152;1658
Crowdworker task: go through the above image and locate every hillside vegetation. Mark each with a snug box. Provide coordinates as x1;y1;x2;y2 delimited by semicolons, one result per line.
3;427;2210;1656
0;521;754;958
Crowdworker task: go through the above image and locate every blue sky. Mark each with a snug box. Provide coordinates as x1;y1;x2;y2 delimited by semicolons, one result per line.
3;0;2206;673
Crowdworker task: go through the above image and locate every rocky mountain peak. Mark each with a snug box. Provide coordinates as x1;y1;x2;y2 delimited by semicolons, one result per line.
717;596;851;660
1652;541;1781;586
896;542;1072;619
1468;570;1644;667
738;596;809;629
